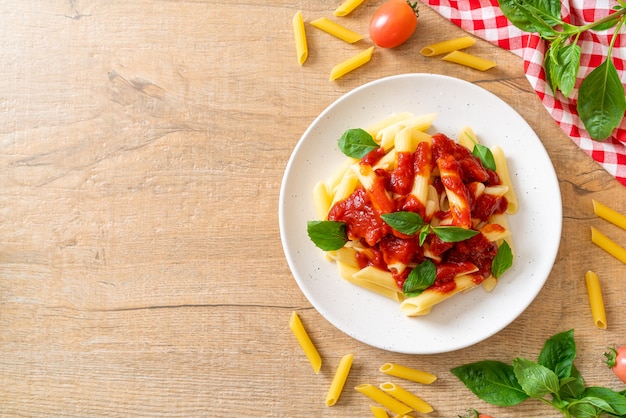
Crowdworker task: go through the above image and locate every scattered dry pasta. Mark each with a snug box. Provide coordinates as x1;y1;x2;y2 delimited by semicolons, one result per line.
585;270;607;329
289;311;321;373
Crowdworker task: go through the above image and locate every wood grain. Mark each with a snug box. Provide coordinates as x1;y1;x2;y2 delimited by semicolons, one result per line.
1;1;625;416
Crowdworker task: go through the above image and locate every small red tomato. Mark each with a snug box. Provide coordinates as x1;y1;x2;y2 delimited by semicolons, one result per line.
369;0;419;48
605;345;626;383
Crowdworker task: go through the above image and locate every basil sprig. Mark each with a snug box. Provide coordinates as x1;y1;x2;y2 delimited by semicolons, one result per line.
381;211;479;245
306;220;348;251
498;0;626;141
338;128;379;158
492;240;513;278
452;330;626;417
402;259;436;297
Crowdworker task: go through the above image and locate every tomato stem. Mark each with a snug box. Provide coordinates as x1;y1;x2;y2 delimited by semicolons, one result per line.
406;0;419;17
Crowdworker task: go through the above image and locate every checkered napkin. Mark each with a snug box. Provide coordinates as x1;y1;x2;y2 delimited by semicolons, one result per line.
422;0;626;186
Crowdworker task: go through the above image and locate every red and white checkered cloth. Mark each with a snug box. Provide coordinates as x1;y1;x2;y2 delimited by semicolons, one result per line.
423;0;626;186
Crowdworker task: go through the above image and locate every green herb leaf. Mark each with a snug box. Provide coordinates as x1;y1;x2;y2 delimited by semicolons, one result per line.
584;387;626;415
451;360;529;406
513;358;560;399
577;58;626;141
432;226;479;243
538;329;576;380
337;128;379;158
491;241;513;278
306;220;348;251
472;143;496;171
566;400;601;418
546;41;581;97
418;225;431;246
498;0;562;38
558;365;585;400
380;211;424;235
402;259;436;296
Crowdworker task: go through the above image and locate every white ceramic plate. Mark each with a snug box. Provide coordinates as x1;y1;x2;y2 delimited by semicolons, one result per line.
279;74;562;354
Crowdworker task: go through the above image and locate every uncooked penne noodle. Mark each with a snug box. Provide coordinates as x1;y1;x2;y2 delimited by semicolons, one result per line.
334;0;366;16
380;363;437;384
420;36;476;56
370;405;389;418
585;270;607;329
591;227;626;264
355;384;413;415
380;382;433;413
326;353;354;406
310;17;363;43
492;145;518;214
289;311;321;373
292;11;308;65
330;46;374;81
442;50;496;71
592;199;626;230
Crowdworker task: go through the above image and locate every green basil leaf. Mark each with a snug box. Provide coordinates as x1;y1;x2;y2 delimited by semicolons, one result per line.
566;400;600;418
550;41;581;97
577;58;626;141
472;143;497;171
559;365;585;400
306;220;348;251
513;358;560;398
538;329;576;380
432;226;479;243
492;241;513;278
380;211;424;235
402;259;436;296
584;387;626;415
451;360;529;406
418;225;430;246
337;128;379;158
498;0;561;37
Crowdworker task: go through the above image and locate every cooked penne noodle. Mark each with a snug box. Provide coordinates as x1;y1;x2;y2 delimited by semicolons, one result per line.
355;384;413;415
400;274;478;316
591;227;626;264
376;113;437;151
334;0;366;16
310;17;363;43
380;382;433;413
492;145;518;214
420;36;476;56
289;311;322;373
458;126;477;149
313;181;332;220
380;363;437;384
369;405;389;418
330;47;374;81
326;353;354;406
365;112;414;138
353;266;399;292
592;199;626;230
442;50;496;71
329;168;359;207
585;270;607;329
292;11;308;65
481;276;497;292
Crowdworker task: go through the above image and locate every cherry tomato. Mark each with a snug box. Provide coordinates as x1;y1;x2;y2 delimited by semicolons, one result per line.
369;0;419;48
605;345;626;383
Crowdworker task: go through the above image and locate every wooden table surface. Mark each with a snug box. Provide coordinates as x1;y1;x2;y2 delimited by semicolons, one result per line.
2;1;626;417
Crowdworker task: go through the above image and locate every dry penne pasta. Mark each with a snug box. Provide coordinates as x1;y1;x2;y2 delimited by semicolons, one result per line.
326;353;354;406
330;46;374;81
591;227;626;264
380;363;437;384
585;270;607;329
289;311;321;373
370;405;389;418
334;0;366;16
310;17;363;43
420;36;476;56
292;11;308;65
593;199;626;230
355;384;413;415
380;382;433;413
442;50;496;71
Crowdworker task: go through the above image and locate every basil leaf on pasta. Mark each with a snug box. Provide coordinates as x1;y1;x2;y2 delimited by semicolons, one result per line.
307;220;348;251
338;128;379;158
